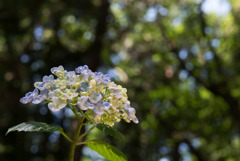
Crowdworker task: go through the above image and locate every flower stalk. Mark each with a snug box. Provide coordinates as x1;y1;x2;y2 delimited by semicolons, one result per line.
69;117;84;161
59;130;73;143
78;125;96;141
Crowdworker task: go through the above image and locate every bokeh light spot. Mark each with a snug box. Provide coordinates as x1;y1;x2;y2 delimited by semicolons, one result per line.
4;72;14;81
20;54;30;63
145;7;157;22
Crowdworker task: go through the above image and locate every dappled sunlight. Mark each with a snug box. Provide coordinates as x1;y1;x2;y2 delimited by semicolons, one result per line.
1;0;240;160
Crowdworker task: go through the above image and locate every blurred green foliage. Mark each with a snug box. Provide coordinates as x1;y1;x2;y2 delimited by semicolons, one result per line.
1;0;240;161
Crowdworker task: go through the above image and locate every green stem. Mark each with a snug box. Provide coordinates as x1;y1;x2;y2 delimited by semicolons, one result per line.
68;105;83;120
59;130;72;143
76;141;91;146
81;123;92;126
77;125;96;141
69;117;84;161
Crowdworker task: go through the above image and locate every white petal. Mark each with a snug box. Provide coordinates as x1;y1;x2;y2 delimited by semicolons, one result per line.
133;116;139;124
48;102;59;111
58;102;67;109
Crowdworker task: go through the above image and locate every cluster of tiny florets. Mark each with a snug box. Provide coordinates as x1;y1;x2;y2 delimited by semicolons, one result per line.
20;65;138;126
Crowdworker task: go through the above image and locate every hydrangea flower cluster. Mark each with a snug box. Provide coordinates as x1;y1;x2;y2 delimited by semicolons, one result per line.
20;65;138;126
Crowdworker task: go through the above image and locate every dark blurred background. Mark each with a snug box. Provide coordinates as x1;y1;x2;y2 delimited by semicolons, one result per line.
1;0;240;160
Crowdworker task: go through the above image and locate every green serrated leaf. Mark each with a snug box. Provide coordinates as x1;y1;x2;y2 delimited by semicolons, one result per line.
97;124;125;144
87;139;127;161
6;122;62;135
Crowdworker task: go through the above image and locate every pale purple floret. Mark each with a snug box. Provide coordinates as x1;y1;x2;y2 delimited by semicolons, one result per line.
80;82;89;91
93;101;104;115
114;93;123;98
42;74;54;82
110;87;120;93
29;89;48;104
50;85;57;91
102;102;110;110
40;89;49;97
75;65;92;80
20;97;31;104
89;92;102;104
101;74;111;84
25;92;32;97
51;66;64;75
92;72;103;81
81;66;91;76
110;87;123;98
38;82;46;91
32;88;39;97
94;72;103;78
93;101;110;115
133;116;139;124
125;107;137;121
124;102;137;121
32;95;47;104
123;101;131;108
77;96;94;110
37;75;54;91
92;72;111;84
20;88;39;104
75;65;86;73
50;67;58;73
66;71;76;85
38;82;51;91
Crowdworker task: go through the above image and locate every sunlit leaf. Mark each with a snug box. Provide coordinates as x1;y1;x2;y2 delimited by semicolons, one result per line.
87;139;127;161
6;122;62;135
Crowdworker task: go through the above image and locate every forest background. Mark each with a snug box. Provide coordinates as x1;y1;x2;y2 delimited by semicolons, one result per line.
1;0;240;161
